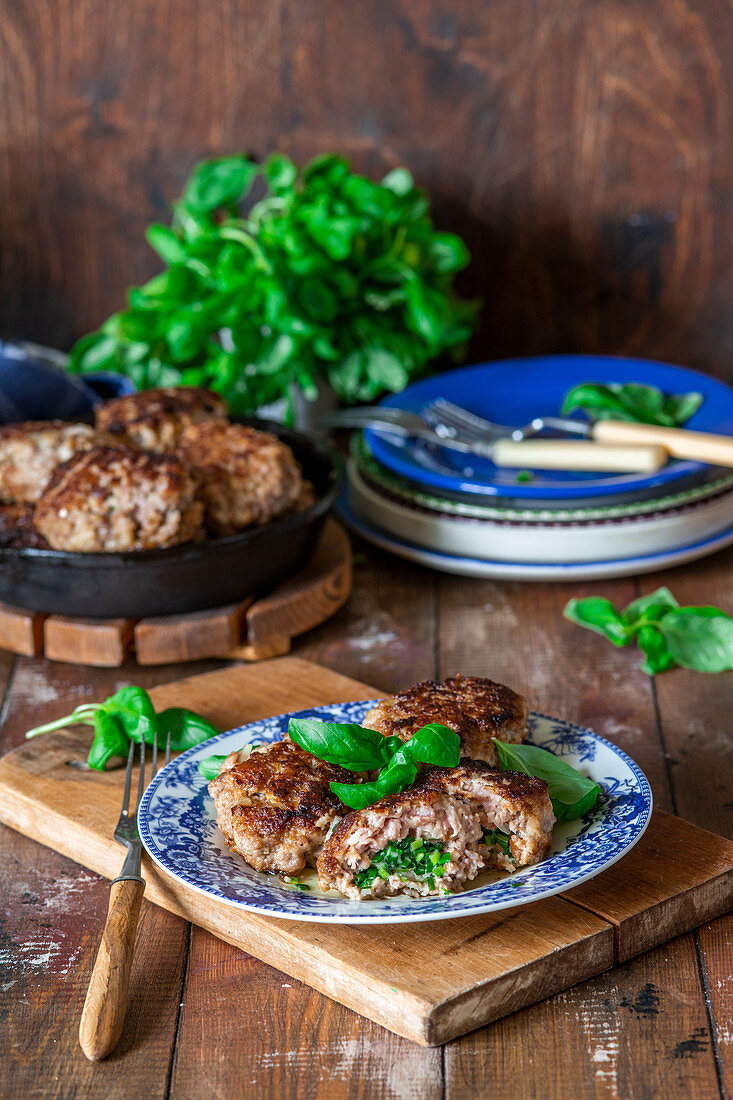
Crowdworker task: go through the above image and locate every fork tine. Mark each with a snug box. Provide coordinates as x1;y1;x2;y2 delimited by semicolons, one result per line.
135;736;146;811
151;727;158;780
165;729;172;768
120;737;136;817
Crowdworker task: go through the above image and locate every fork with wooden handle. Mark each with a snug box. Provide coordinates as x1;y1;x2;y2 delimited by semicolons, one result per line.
592;420;733;467
79;732;170;1061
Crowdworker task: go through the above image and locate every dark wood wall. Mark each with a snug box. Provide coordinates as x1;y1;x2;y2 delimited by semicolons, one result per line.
1;0;732;378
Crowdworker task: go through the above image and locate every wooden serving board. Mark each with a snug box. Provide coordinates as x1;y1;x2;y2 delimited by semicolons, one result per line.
0;658;731;1047
0;519;351;667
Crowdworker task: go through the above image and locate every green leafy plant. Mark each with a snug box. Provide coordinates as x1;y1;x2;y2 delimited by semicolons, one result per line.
67;153;478;414
288;718;461;810
561;382;703;426
564;587;733;675
26;686;220;770
492;739;600;820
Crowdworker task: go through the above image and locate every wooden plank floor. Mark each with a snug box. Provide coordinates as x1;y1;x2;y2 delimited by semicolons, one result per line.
1;539;732;1099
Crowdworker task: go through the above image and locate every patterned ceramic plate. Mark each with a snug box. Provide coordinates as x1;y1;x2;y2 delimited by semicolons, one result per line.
348;459;733;565
337;492;733;581
138;702;652;925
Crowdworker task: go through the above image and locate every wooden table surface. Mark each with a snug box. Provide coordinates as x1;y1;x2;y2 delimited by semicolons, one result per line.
2;535;732;1099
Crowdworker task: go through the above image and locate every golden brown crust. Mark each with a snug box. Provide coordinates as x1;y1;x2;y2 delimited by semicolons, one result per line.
175;421;305;535
208;740;354;875
362;674;529;765
95;387;227;452
420;759;548;801
0;421;111;503
34;445;204;551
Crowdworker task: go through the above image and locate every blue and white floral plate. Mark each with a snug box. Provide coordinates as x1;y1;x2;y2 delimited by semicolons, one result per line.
138;701;652;925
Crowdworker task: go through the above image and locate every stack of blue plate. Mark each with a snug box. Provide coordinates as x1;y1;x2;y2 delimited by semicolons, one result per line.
337;355;733;580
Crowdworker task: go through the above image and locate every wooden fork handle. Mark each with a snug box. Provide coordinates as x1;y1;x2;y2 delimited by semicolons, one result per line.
79;878;145;1061
593;419;733;467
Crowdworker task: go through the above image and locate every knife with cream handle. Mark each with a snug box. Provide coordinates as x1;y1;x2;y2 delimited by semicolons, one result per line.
490;439;668;472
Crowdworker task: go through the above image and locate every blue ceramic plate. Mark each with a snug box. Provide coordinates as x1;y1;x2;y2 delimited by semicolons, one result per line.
365;355;733;501
138;702;652;925
337;492;733;581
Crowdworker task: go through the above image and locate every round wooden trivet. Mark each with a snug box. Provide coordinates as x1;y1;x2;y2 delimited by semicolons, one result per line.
0;519;351;668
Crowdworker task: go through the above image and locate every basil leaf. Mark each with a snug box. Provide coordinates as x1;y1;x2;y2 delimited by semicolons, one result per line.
561;381;703;427
330;758;417;811
637;626;676;676
198;755;228;781
564;597;630;646
663;391;703;424
492;739;600;821
157;708;220;752
106;687;158;745
659;608;733;673
288;718;390;772
401;723;461;767
621;587;679;629
88;711;129;771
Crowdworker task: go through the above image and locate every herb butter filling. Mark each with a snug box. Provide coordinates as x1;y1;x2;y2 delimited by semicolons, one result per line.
354;837;450;890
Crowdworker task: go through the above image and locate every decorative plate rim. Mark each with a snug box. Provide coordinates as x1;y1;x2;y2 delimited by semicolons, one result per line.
138;701;653;925
353;434;733;524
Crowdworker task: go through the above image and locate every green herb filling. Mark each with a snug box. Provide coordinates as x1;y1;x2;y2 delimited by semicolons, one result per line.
481;827;515;862
354;837;450;890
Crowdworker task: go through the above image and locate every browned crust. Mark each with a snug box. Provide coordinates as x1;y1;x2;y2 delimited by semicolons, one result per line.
95;386;227;439
420;759;549;800
34;445;204;551
209;742;352;829
361;673;529;763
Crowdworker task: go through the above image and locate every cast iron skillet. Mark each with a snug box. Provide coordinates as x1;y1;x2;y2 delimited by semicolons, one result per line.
0;419;342;619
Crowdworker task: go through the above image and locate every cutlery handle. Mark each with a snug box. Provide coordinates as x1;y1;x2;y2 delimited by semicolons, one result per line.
592;419;733;467
79;878;145;1061
491;439;668;472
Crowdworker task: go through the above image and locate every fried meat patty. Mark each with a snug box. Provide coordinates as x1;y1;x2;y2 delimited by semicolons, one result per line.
33;446;204;551
95;386;227;452
362;674;529;766
420;761;555;871
0;504;50;549
0;421;110;503
317;787;484;900
208;740;355;875
175;421;306;535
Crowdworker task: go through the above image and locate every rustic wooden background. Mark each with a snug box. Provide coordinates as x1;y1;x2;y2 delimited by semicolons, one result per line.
0;0;731;379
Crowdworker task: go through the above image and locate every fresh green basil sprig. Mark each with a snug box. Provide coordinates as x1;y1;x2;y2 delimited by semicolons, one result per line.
198;754;229;781
288;718;461;810
564;587;733;675
25;686;220;770
492;739;600;821
561;382;703;427
67;153;478;414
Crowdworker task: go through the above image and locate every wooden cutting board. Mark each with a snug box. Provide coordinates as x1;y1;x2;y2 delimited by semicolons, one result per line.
0;657;732;1046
